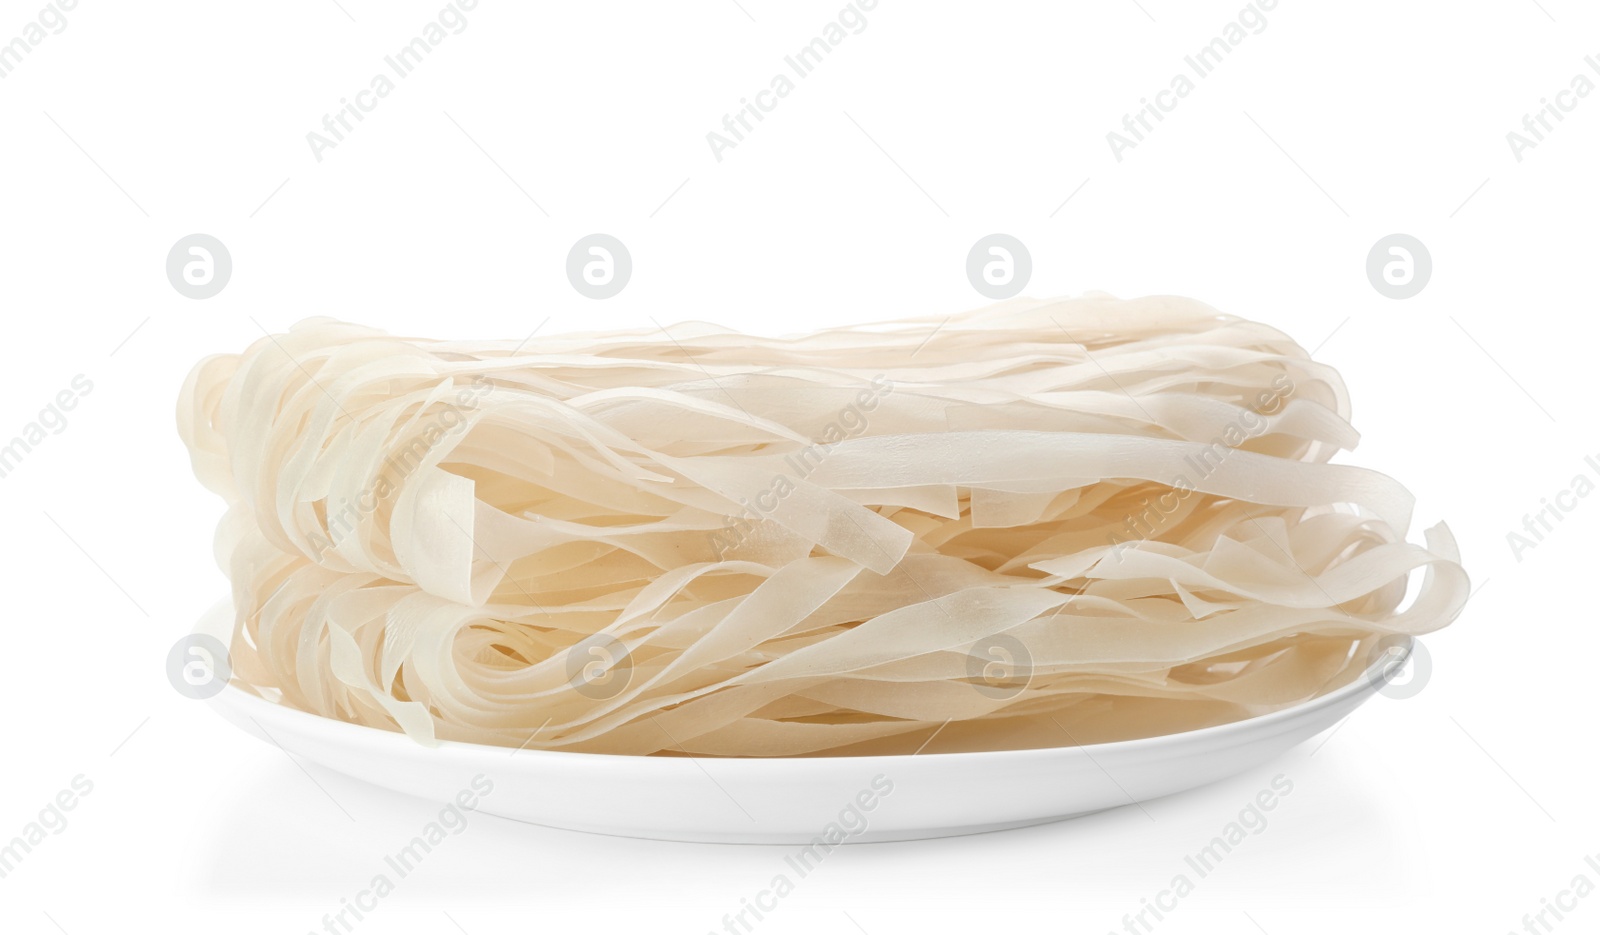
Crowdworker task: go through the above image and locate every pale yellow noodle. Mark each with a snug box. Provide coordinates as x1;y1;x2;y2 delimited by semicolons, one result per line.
177;294;1468;756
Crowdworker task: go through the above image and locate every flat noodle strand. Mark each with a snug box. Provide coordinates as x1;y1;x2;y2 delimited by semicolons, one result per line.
178;294;1468;756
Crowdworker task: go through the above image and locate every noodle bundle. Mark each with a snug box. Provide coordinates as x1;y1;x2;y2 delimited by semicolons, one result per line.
178;294;1468;756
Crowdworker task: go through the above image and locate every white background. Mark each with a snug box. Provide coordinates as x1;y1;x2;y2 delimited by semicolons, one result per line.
0;1;1594;932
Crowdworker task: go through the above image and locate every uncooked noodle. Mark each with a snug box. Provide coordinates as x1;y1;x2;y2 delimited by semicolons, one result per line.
177;294;1468;756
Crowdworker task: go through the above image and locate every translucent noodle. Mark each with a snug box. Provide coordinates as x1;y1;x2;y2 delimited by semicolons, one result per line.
177;294;1468;756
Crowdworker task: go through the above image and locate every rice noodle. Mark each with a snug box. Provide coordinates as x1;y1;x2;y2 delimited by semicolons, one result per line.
177;294;1468;756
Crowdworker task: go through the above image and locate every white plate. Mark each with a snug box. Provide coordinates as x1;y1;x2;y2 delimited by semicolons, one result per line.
206;637;1408;844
